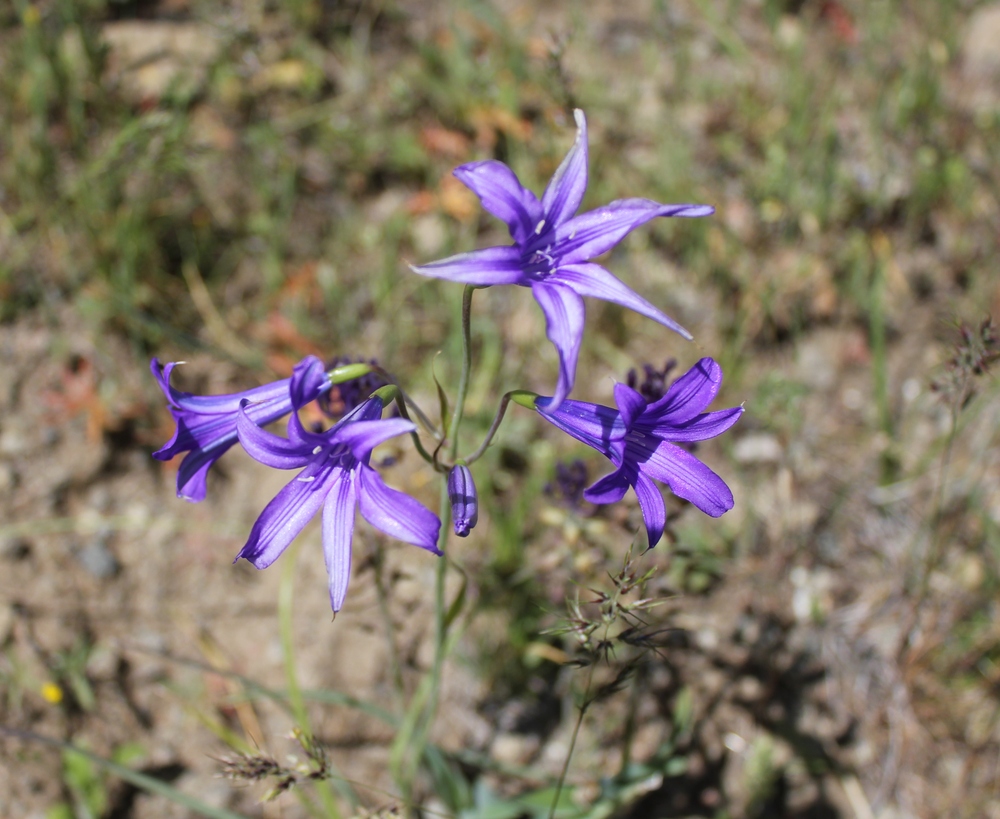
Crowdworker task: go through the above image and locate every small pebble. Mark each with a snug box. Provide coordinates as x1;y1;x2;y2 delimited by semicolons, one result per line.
76;535;120;579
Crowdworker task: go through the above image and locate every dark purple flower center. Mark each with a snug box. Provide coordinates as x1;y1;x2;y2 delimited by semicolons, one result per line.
627;359;678;403
319;357;387;418
522;245;558;278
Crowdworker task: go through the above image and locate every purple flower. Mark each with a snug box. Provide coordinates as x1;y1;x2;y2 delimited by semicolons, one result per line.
152;356;330;502
447;465;478;537
318;357;388;419
411;109;713;409
234;369;441;612
536;358;742;547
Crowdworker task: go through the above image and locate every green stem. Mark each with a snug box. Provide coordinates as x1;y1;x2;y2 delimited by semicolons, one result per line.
279;544;308;740
548;659;598;819
372;365;441;439
390;392;439;467
448;285;476;461
373;543;406;713
392;288;475;809
430;480;452;711
901;393;962;659
279;546;345;819
464;391;512;465
415;485;453;786
869;241;897;483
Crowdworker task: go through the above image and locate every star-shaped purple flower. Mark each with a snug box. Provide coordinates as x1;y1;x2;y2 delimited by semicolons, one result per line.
411;109;714;409
235;371;441;612
536;358;742;547
151;356;330;502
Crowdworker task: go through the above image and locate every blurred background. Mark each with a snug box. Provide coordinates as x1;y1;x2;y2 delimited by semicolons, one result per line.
1;0;999;817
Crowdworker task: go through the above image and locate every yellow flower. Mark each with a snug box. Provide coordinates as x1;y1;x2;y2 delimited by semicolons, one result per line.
41;682;63;704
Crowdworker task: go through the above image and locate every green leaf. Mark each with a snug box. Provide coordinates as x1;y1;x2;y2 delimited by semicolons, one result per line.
433;354;451;439
444;570;468;631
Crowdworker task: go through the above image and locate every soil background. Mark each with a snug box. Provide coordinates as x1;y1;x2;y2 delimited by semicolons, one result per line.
2;1;1000;818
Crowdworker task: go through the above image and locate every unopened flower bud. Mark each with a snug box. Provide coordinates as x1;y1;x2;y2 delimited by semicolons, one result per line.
448;465;478;537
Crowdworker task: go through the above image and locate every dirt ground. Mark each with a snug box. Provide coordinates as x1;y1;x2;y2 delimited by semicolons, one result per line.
2;1;1000;818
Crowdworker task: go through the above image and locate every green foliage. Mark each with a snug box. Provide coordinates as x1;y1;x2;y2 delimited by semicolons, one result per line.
48;742;147;819
4;0;1000;816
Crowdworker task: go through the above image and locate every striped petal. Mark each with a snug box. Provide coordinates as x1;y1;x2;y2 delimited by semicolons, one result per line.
322;470;357;612
410;246;527;286
357;465;442;554
454;160;542;244
532;281;585;411
643;358;723;424
550;262;691;340
552;199;713;265
540;109;588;227
237;461;338;569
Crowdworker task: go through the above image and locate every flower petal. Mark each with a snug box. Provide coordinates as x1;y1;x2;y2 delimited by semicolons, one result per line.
552;199;714;265
454;160;542;245
289;395;384;447
551;262;692;340
633;472;667;547
236;462;336;569
335;418;416;461
641;406;744;442
643;358;723;423
151;359;181;408
173;448;220;503
583;468;630;504
535;397;625;455
541;109;588;227
410;246;527;286
237;400;312;470
531;281;586;410
289;355;330;410
151;358;292;414
152;408;233;461
322;470;357;612
613;382;647;428
637;441;735;518
357;466;442;554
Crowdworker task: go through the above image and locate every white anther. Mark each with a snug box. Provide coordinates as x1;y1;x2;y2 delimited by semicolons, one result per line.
535;219;546;234
297;475;316;483
312;445;322;455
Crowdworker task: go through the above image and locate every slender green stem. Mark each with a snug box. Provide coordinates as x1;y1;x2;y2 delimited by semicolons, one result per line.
870;238;897;483
389;487;452;813
415;485;453;777
619;661;643;775
548;659;599;819
392;288;475;810
372;365;441;438
448;285;476;460
279;543;309;739
389;392;439;467
386;286;478;813
279;546;345;819
464;391;512;465
901;393;962;659
430;479;452;704
373;543;406;713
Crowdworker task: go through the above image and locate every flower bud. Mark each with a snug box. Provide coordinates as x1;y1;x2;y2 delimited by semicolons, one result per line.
447;465;478;537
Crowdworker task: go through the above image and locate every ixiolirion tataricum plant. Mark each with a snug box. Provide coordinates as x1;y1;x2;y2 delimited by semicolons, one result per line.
151;109;740;615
